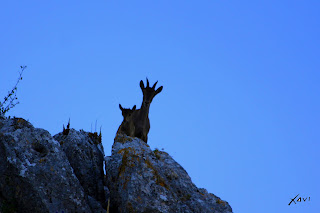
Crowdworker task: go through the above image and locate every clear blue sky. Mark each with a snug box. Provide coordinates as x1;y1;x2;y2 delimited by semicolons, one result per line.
1;1;319;212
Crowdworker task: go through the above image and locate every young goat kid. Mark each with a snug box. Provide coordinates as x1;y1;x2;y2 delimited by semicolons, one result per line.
117;104;136;137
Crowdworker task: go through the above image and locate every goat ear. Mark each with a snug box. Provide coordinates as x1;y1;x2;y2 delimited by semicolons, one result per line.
155;86;163;95
119;104;123;111
140;80;144;90
132;105;136;110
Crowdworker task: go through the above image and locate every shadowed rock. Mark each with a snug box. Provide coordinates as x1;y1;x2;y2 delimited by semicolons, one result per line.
0;117;92;212
54;129;108;212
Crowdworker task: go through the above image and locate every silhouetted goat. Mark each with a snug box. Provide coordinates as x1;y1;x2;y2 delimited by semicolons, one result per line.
132;78;163;143
117;104;136;137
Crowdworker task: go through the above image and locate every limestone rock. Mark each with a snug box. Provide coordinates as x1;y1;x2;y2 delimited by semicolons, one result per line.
105;133;233;213
0;117;91;213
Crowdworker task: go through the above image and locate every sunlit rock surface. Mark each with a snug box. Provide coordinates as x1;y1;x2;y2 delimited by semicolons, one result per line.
105;133;233;213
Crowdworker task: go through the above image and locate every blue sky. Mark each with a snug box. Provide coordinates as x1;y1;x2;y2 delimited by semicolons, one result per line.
1;1;319;212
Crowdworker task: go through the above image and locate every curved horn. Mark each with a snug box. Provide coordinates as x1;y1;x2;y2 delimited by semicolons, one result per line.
146;78;150;87
152;81;158;89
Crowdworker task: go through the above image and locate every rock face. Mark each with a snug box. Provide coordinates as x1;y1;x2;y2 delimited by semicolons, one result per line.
105;133;233;213
53;129;108;211
0;117;107;213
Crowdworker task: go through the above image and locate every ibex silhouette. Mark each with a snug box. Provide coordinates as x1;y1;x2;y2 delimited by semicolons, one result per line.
132;78;163;143
117;104;136;137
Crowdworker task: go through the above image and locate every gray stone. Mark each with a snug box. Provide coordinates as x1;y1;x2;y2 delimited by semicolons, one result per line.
0;117;92;213
54;129;108;210
105;133;233;213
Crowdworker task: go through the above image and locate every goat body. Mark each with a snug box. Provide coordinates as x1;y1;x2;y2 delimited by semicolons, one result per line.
131;78;163;143
132;106;150;143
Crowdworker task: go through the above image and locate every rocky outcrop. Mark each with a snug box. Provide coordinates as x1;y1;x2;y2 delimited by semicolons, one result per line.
0;117;107;213
105;133;233;213
0;117;232;213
